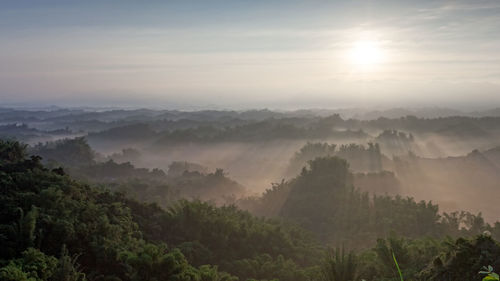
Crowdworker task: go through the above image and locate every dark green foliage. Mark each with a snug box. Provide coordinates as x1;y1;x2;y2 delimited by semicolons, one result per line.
15;207;39;253
479;265;500;281
353;171;401;195
278;156;490;248
0;248;58;281
336;143;382;172
30;137;95;167
354;236;445;281
88;123;157;141
0;140;236;281
421;235;500;281
0;247;86;281
166;169;245;204
237;180;290;217
281;157;354;242
167;161;208;177
286;142;337;176
1;140;329;281
29;138;244;206
152;117;367;145
3;139;500;281
125;199;323;281
73;159;166;183
92;165;244;206
0;140;28;164
372;236;442;279
321;248;357;281
286;142;382;176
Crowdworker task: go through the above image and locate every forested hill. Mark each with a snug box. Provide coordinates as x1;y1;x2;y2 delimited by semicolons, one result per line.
2;139;500;281
0;140;322;281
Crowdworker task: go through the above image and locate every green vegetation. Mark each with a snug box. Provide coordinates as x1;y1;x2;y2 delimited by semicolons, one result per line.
2;138;500;280
286;142;382;176
392;253;404;281
0;140;319;281
1;140;241;280
480;266;500;281
30;137;95;167
29;138;244;205
244;156;498;249
320;248;357;281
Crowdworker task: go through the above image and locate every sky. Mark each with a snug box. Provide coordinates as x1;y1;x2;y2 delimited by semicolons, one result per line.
1;0;500;109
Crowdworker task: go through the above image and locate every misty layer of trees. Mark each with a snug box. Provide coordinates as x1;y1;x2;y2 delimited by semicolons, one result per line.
2;139;500;281
286;142;383;175
0;140;239;281
241;156;499;248
4;108;500;152
21;138;500;246
375;130;415;156
285;142;399;195
3;108;500;280
28;138;245;205
86;120;365;147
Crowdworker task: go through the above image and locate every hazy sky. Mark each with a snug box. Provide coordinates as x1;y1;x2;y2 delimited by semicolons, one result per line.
1;0;500;109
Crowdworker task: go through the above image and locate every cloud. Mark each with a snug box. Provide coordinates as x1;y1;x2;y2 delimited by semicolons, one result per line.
1;1;500;108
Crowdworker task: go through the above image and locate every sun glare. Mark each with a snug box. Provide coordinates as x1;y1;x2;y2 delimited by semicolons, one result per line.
349;40;384;65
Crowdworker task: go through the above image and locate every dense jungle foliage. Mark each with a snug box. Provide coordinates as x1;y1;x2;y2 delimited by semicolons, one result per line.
1;139;500;281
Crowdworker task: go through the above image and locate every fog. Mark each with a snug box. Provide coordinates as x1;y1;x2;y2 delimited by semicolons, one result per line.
5;103;500;280
43;110;496;223
3;106;500;227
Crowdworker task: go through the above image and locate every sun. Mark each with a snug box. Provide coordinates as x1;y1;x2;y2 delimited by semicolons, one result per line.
349;40;384;65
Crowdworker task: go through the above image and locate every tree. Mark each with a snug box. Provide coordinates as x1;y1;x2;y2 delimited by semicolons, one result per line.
321;248;357;281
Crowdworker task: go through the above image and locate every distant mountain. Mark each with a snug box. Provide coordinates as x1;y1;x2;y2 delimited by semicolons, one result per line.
354;107;466;120
472;108;500;117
